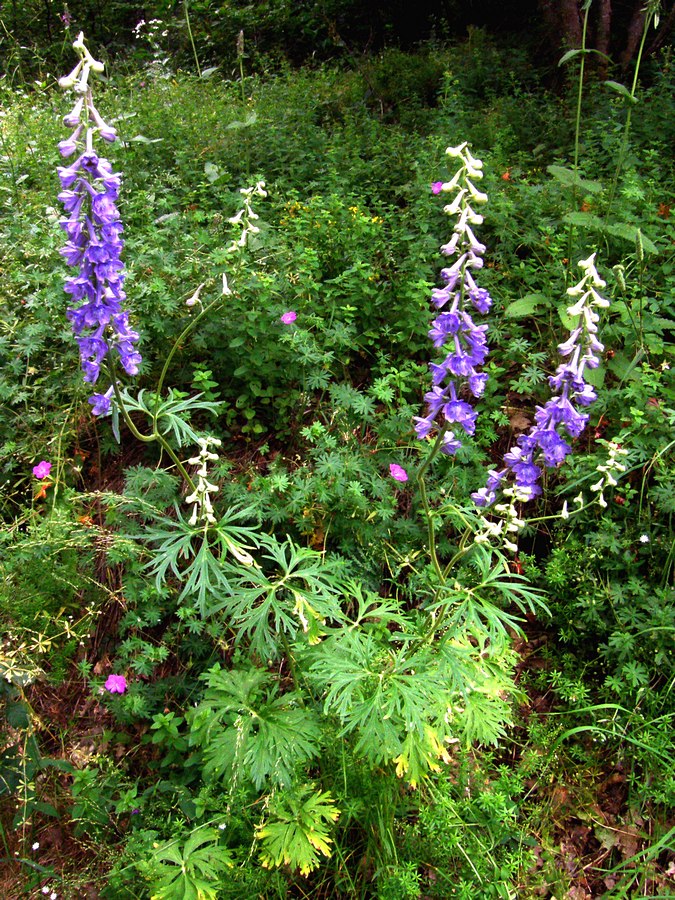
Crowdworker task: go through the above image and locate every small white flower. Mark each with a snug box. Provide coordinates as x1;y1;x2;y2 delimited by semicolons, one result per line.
560;501;569;520
465;178;488;204
185;282;205;308
446;141;468;157
32;842;40;851
639;534;650;543
443;189;466;217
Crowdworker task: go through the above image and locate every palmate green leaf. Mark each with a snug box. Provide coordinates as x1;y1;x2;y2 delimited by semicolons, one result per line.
423;547;547;648
341;580;409;631
467;544;549;616
310;605;520;783
256;784;339;876
189;665;322;789
143;505;261;613
206;537;345;658
119;388;223;448
149;827;233;900
309;628;456;780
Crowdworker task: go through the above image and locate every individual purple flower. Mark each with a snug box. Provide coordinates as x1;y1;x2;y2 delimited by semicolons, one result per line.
32;460;52;479
389;463;409;482
57;35;141;416
473;253;610;508
280;311;297;324
417;143;491;454
104;674;127;694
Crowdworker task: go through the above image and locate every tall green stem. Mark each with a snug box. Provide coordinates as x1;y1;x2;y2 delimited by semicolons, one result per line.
108;360;197;493
184;0;202;78
153;294;225;431
416;431;447;586
566;2;592;274
604;8;655;219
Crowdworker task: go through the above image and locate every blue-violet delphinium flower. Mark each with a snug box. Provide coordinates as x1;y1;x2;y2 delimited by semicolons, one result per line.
472;253;610;508
415;142;491;455
57;33;141;417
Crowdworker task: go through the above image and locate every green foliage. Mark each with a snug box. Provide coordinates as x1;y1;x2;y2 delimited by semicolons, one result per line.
146;827;234;900
142;504;260;613
203;537;345;656
1;27;674;900
189;665;322;789
256;784;340;876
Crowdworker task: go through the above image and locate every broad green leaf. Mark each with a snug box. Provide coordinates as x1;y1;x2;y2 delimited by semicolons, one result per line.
226;112;258;130
504;293;548;318
563;211;605;230
603;80;638;103
562;215;658;254
203;162;223;184
547;165;604;194
606;223;658;254
558;49;588;66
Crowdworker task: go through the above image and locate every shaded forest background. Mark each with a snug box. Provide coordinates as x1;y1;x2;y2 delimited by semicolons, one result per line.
2;0;674;83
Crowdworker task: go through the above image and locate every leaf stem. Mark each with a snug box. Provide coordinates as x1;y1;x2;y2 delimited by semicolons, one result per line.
108;360;197;493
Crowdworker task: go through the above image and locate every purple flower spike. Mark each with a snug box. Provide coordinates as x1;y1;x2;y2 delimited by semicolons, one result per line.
474;253;610;509
417;145;491;454
57;36;141;416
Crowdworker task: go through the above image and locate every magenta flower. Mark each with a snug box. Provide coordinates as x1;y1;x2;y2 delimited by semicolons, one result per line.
104;674;127;694
389;463;409;483
32;461;52;479
280;311;297;324
431;181;444;195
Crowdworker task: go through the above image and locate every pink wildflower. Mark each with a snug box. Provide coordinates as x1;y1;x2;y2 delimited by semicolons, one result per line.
104;674;127;694
280;311;297;324
431;182;444;195
389;463;409;483
32;461;52;479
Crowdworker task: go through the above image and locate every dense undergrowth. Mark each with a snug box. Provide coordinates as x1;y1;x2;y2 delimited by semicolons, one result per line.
1;24;674;900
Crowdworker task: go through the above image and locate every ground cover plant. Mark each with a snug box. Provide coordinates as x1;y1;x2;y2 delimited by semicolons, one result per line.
0;10;674;899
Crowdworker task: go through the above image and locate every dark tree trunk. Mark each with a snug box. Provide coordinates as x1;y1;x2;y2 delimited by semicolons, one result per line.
596;0;612;76
621;2;647;69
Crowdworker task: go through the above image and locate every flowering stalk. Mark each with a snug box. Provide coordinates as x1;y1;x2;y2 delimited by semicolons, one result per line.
57;33;141;417
186;438;222;526
227;181;267;253
472;254;611;544
410;144;492;582
415;142;492;457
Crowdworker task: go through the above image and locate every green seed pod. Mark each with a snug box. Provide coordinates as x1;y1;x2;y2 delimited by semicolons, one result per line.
613;264;626;293
635;228;644;263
